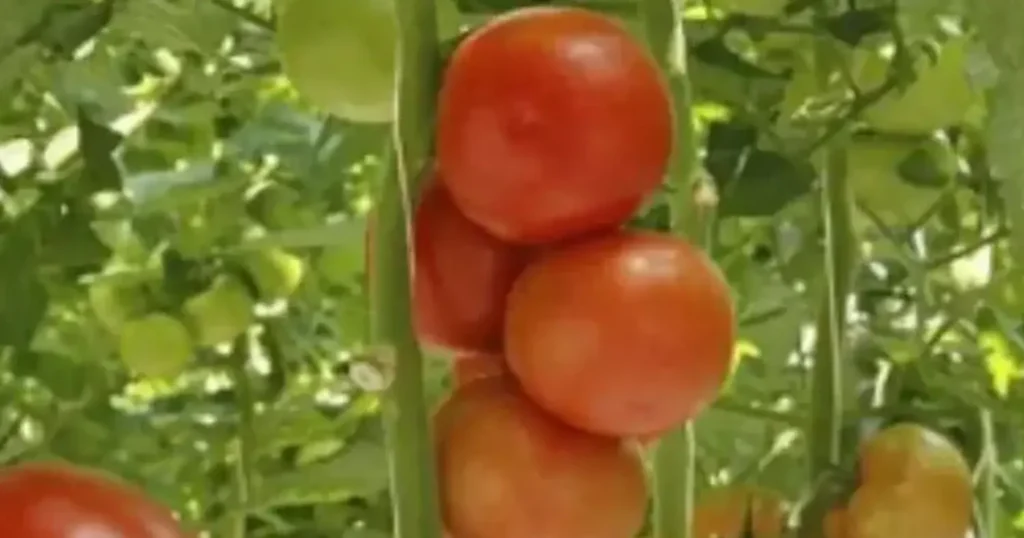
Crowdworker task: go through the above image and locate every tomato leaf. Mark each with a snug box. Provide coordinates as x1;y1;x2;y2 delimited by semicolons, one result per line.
253;441;390;509
823;8;893;47
0;220;48;351
75;109;124;194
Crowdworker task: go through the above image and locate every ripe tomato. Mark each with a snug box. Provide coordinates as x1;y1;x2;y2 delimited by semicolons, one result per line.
452;353;509;386
505;231;735;436
436;6;672;244
413;182;531;353
691;486;785;538
0;462;189;537
435;377;647;538
858;423;971;491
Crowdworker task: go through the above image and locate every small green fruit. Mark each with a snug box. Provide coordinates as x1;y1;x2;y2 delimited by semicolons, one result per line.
118;313;194;379
183;275;255;347
88;279;148;332
244;248;307;301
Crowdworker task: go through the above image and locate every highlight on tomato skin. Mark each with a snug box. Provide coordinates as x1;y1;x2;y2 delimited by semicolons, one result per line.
0;461;191;538
434;377;648;538
504;230;736;437
436;6;673;245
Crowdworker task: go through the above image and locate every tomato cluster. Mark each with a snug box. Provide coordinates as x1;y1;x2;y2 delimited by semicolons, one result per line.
826;423;973;538
0;462;191;537
392;6;736;538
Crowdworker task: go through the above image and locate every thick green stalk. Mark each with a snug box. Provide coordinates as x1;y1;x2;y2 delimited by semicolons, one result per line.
639;1;704;538
371;0;442;538
802;4;854;535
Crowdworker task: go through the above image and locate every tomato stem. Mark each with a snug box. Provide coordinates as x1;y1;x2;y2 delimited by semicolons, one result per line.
372;0;443;537
228;338;256;538
639;1;705;537
802;3;855;535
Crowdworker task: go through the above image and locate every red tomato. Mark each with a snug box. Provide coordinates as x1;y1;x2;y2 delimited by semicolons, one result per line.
413;182;531;353
435;377;647;538
436;6;672;244
367;181;531;353
505;231;735;436
452;352;509;386
0;462;190;538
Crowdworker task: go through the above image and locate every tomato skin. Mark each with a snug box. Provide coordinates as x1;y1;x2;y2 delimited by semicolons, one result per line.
436;6;672;244
843;423;973;538
692;487;785;538
435;377;647;538
505;231;734;436
452;353;509;387
0;462;189;538
844;483;970;538
413;182;531;353
858;423;971;491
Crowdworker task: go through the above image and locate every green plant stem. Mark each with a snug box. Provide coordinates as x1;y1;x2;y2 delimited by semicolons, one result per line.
372;1;442;538
229;338;256;538
640;2;705;538
801;4;854;537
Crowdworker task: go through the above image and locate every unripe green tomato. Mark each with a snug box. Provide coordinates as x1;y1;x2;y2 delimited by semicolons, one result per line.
243;248;307;301
275;0;460;123
118;313;194;379
183;275;255;347
88;279;148;332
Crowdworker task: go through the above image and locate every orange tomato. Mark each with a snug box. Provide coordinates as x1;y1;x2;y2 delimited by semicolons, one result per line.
435;377;647;538
692;486;785;538
858;423;971;492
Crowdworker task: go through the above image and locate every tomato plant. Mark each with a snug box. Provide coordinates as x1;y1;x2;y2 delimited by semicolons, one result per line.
692;486;785;538
413;182;531;354
505;231;735;436
0;463;189;538
435;6;672;244
434;377;647;538
854;35;980;135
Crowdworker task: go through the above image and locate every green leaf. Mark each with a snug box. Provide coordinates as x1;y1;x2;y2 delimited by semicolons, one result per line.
0;222;48;350
107;0;238;53
253;441;390;509
77;109;123;194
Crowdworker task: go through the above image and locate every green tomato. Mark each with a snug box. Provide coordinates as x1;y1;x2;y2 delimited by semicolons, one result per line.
183;275;255;347
118;313;194;379
243;248;307;301
88;279;149;332
855;36;980;135
247;183;319;230
276;0;398;123
275;0;461;123
316;245;364;287
848;134;956;227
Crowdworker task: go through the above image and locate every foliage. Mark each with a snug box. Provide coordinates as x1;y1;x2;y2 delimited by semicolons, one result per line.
2;0;1024;537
